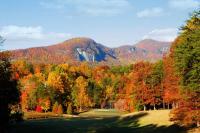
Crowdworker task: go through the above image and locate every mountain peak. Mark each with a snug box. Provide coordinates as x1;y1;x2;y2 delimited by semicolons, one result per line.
137;39;170;44
133;39;171;57
63;37;95;43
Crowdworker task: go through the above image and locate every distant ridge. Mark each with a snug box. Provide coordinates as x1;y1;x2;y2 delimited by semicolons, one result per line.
11;37;171;64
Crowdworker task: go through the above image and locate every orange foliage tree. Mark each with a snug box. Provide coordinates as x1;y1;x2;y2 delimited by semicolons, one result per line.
163;56;180;109
129;61;153;111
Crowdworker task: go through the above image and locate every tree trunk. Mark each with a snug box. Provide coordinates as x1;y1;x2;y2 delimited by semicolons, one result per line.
154;104;156;110
163;99;165;109
197;121;200;127
161;81;165;109
172;102;175;109
101;103;104;109
143;105;146;111
79;106;82;112
45;110;47;118
167;103;170;109
175;102;179;108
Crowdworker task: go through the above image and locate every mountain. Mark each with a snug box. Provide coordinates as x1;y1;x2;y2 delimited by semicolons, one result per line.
135;39;170;53
114;39;171;63
11;38;117;64
11;37;171;64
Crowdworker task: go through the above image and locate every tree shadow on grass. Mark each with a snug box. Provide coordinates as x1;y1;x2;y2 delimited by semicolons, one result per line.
10;112;185;133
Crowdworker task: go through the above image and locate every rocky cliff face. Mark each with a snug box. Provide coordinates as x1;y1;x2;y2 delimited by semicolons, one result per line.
74;39;115;62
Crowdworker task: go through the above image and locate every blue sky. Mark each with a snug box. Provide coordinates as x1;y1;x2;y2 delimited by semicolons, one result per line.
0;0;199;50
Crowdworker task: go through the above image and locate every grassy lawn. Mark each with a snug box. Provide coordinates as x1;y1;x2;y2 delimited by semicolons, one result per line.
10;110;185;133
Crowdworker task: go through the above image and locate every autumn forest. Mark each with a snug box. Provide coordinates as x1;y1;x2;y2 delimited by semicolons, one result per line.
0;8;200;133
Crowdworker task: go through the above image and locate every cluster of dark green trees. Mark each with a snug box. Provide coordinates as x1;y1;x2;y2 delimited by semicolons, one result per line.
0;37;20;133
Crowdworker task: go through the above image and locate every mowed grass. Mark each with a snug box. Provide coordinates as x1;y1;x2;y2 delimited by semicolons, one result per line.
10;110;185;133
79;109;127;117
122;110;173;126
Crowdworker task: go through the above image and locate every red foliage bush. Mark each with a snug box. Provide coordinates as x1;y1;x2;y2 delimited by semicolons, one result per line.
114;99;129;111
36;105;42;113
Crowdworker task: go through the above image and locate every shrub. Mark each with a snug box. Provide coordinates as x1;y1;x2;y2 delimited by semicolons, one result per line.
67;103;73;115
170;105;200;127
135;103;143;111
36;105;42;113
10;104;24;122
10;111;23;122
57;104;63;115
41;99;50;113
52;102;58;114
114;99;127;111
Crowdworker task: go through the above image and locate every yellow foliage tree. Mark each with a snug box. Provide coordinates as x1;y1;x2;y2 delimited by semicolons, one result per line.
47;72;64;93
73;76;92;112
